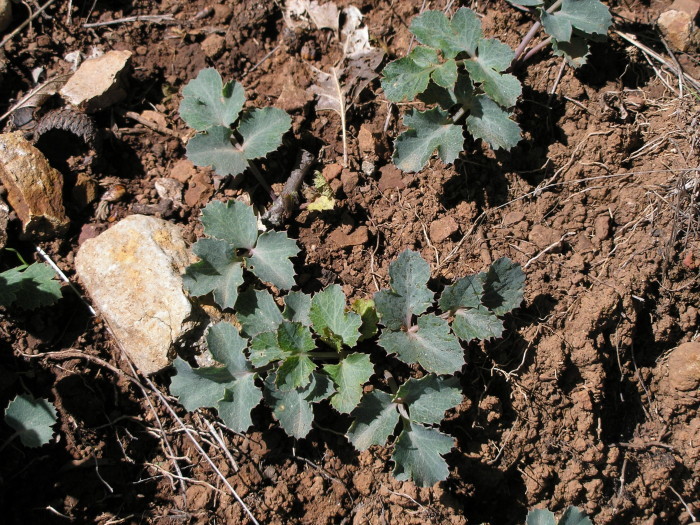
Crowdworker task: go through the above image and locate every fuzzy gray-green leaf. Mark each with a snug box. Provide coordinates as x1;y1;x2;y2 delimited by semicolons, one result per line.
395;375;462;425
236;288;284;337
378;314;465;374
392;423;454;486
347;390;400;450
381;46;440;102
170;358;235;411
374;250;434;330
4;394;58;447
183;239;244;310
186;126;248;176
540;0;612;43
310;285;362;351
393;107;464;172
482;257;525;316
452;305;504;341
465;94;521;151
237;107;291;160
248;231;299;290
464;39;521;108
409;8;482;58
0;263;62;310
218;375;262;433
180;68;245;131
264;373;333;439
206;322;251;374
200;200;259;250
283;291;312;325
324;353;375;413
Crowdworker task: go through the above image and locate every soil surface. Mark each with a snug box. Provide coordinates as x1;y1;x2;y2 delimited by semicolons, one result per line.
1;0;699;524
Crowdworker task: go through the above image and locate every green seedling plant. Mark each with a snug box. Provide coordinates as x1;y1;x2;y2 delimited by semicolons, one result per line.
180;68;291;178
2;394;58;449
0;251;62;309
171;200;525;486
382;2;612;172
526;506;593;525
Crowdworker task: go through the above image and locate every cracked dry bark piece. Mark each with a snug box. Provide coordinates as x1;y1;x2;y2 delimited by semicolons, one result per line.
0;132;70;240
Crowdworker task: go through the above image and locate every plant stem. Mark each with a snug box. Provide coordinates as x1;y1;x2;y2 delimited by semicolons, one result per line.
520;36;553;64
309;351;341;359
384;370;399;395
510;0;562;67
228;135;276;200
263;149;315;227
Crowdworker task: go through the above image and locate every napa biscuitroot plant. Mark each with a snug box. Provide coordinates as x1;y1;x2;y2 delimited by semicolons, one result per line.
180;68;291;177
526;506;592;525
382;2;612;172
172;206;525;486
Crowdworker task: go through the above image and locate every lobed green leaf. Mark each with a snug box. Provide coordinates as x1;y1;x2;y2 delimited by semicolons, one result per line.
324;353;375;414
183;239;244;310
170;358;234;411
180;68;245;131
0;263;62;310
236;288;284;338
347;390;400;450
374;250;434;330
395;375;462;425
392;423;454;486
378;314;465;374
540;0;612;43
310;285;362;351
248;231;299;290
464;94;522;151
482;258;525;316
4;394;58;448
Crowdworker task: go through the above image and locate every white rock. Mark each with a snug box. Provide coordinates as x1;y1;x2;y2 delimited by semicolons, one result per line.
60;50;132;113
0;0;12;33
75;215;202;375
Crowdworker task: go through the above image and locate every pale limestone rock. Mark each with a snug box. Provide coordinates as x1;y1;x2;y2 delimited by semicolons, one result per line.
0;0;12;33
76;215;202;375
60;50;132;113
658;9;694;52
0;132;69;239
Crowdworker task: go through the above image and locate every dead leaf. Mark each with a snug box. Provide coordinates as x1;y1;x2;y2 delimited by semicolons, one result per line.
285;0;339;32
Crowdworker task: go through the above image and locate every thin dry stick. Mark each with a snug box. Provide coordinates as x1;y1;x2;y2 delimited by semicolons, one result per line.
120;110;180;138
331;68;348;167
34;245;96;316
83;14;176;28
0;0;58;48
0;75;71;124
615;31;700;93
200;416;239;473
523;232;575;268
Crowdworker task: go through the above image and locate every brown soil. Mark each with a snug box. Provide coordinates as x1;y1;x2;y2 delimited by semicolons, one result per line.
1;0;699;524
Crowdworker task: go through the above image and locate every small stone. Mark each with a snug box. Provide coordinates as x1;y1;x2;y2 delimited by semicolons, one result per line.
0;196;8;249
155;177;184;207
184;170;214;208
358;124;376;156
594;214;611;240
75;215;202;375
170;159;197;183
528;225;563;250
666;342;700;392
429;216;459;243
201;34;225;59
378;164;405;191
341;169;359;195
670;0;700;21
71;173;100;209
275;80;312;112
503;211;525;226
328;225;369;248
0;0;12;33
140;110;168;129
77;223;104;245
322;163;342;182
658;9;694;52
0;132;69;239
60;50;132;113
